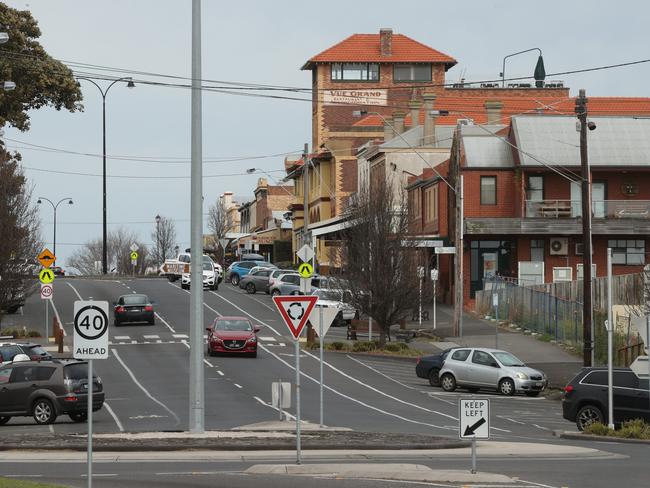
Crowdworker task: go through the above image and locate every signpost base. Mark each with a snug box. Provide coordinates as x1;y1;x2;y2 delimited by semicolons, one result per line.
471;437;476;474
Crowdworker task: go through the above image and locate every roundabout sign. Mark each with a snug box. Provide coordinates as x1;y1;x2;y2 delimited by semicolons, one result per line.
73;301;110;359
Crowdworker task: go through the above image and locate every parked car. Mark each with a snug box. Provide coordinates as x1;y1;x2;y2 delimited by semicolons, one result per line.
562;367;650;431
0;359;104;425
415;348;453;387
268;270;298;294
271;273;327;296
228;260;275;286
51;266;65;277
311;289;357;327
113;294;155;326
239;267;274;294
0;343;52;364
205;316;260;357
182;261;219;290
437;348;547;396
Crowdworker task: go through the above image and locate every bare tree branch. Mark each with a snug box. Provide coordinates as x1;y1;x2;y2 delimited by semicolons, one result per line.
150;216;177;264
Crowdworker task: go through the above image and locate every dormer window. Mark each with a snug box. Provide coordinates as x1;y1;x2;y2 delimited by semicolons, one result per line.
331;63;379;81
393;64;432;82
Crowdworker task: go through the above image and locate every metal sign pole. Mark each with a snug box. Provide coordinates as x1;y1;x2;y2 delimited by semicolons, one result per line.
87;359;93;488
495;294;499;350
647;315;650;412
471;437;477;474
295;338;301;465
45;299;49;347
419;274;423;327
319;306;324;428
433;279;436;330
607;248;614;429
278;379;283;421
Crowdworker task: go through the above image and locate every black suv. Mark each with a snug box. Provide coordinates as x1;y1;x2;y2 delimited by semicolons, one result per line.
0;343;52;363
0;360;104;425
562;367;650;431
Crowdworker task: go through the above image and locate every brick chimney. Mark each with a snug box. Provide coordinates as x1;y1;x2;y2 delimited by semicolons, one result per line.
380;28;392;57
422;92;437;145
484;100;504;125
383;115;394;141
392;111;406;135
408;99;422;128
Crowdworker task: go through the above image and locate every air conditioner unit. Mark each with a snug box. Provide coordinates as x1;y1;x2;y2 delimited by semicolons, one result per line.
553;267;573;282
549;237;569;255
576;264;597;281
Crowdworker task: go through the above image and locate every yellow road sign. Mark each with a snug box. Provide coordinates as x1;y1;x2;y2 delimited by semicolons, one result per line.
38;248;56;268
130;251;138;261
39;268;55;284
298;262;314;278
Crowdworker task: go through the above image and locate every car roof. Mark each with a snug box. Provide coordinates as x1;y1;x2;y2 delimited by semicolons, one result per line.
0;342;38;347
119;294;148;298
215;316;250;321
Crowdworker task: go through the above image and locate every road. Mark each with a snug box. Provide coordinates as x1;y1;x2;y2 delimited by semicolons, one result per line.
2;277;650;488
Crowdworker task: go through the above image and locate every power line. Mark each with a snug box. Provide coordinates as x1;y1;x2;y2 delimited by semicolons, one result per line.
21;165;285;179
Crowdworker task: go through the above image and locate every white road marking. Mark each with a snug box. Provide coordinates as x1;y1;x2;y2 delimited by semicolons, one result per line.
253;395;295;420
173;334;189;339
234;383;242;389
533;424;550;431
49;424;54;434
180;341;214;369
66;282;84;300
111;349;180;425
499;416;526;425
104;402;125;432
154;312;176;333
217;370;224;376
143;335;160;340
114;336;131;340
259;336;277;342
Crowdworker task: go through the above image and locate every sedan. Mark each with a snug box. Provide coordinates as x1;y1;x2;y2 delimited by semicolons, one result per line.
239;267;274;294
415;348;453;387
206;317;260;357
113;294;155;326
438;348;547;396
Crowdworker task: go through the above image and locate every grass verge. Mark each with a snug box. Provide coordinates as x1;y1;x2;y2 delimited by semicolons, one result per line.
0;327;41;338
584;419;650;439
305;340;423;357
0;478;69;488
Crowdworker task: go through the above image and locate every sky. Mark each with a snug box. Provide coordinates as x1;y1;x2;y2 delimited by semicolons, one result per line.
4;0;650;268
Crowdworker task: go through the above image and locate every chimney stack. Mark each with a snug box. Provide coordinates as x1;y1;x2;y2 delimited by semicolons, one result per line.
380;28;393;57
383;115;395;141
408;99;422;128
392;111;406;135
484;100;504;125
422;92;437;146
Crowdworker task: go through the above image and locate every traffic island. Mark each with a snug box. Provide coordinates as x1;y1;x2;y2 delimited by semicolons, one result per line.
0;430;469;452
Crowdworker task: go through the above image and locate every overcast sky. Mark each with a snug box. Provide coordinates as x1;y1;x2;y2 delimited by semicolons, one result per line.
4;0;650;267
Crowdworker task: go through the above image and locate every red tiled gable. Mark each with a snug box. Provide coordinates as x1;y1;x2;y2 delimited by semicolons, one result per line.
352;97;650;127
303;33;457;70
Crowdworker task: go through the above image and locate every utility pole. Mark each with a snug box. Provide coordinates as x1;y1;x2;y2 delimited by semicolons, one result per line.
576;89;593;367
453;124;464;337
189;0;204;432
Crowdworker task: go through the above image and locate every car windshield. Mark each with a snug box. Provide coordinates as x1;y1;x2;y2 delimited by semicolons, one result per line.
27;346;48;356
123;295;148;305
493;352;525;367
203;262;213;271
314;290;342;301
215;319;252;331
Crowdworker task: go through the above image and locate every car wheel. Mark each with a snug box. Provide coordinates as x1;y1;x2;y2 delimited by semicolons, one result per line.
428;368;441;387
291;290;300;295
246;283;256;294
440;373;457;392
167;276;176;282
212;283;219;291
114;319;120;327
33;398;57;425
181;283;189;290
149;318;155;325
0;416;11;425
576;404;604;431
69;412;88;423
271;289;280;297
525;391;540;397
498;378;516;396
231;275;240;286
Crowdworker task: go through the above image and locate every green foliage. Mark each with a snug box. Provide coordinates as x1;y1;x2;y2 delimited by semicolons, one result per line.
0;478;69;488
26;329;40;337
327;341;350;351
584;422;612;436
383;343;401;352
584;419;650;439
0;327;40;338
352;341;378;353
0;4;83;131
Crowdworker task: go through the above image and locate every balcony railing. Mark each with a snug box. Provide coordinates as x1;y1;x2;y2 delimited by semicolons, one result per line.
525;200;650;219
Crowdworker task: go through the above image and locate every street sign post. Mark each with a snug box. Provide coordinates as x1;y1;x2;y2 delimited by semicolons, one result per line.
219;238;228;250
459;398;490;474
296;244;315;263
38;248;56;268
272;381;291;421
39;268;55;284
41;283;53;345
73;300;110;488
431;269;439;330
272;295;318;465
435;246;456;254
309;305;339;427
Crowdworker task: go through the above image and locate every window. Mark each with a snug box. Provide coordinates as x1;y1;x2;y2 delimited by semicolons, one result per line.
527;176;544;201
582;371;607;386
393;64;432;82
472;350;497;366
531;239;544;262
10;367;35;383
613;371;639;389
424;186;438;223
0;367;11;384
493;352;525;366
608;239;645;265
451;349;471;361
35;367;56;381
331;63;379;81
480;176;497;205
0;345;22;362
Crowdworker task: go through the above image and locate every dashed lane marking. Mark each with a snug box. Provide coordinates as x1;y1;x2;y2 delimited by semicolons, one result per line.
114;336;130;340
173;334;189;339
259;336;276;342
143;335;160;340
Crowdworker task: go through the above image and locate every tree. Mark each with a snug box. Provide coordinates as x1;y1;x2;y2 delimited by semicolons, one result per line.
0;5;83;131
151;216;177;264
0;147;42;319
336;177;421;347
207;199;230;260
67;228;151;275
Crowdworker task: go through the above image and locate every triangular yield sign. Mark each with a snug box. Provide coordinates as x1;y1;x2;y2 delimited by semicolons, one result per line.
309;305;339;338
272;295;318;339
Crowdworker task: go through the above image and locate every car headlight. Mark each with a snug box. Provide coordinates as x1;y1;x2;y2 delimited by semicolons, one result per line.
246;336;257;344
515;372;529;380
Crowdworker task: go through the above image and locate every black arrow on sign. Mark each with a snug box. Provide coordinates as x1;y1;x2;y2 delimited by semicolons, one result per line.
464;417;486;436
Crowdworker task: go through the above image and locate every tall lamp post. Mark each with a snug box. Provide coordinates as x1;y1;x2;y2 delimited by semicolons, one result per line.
37;197;74;263
76;76;135;274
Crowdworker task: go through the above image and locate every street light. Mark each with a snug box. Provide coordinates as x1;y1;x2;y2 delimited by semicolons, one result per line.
247;168;294;197
76;76;135;275
37;197;74;264
500;48;544;88
155;214;162;261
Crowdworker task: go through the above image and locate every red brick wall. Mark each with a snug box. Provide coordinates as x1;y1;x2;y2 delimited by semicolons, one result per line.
463;169;516;218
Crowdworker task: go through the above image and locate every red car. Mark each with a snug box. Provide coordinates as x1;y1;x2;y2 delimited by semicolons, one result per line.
206;316;260;358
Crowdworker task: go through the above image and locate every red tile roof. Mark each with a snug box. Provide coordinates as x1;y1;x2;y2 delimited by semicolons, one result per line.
352;97;650;127
303;33;456;70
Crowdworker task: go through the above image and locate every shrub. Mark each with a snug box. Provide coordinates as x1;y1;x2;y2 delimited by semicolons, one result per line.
617;419;650;439
27;330;41;338
384;343;401;352
584;422;612;436
328;341;348;351
352;341;377;353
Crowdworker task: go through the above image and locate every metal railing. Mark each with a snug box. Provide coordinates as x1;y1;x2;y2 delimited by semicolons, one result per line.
525;200;650;219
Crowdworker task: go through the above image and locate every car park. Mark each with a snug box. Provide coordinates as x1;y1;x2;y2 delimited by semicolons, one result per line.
113;294;155;326
0;343;52;364
239;267;274;294
415;349;453;387
206;316;260;357
562;367;650;431
227;260;275;286
0;359;104;425
437;347;547;396
182;261;219;290
311;289;357;326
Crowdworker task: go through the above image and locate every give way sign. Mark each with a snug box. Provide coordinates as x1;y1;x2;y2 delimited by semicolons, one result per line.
272;295;317;339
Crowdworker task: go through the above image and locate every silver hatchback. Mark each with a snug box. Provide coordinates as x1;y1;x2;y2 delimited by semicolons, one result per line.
438;348;547;397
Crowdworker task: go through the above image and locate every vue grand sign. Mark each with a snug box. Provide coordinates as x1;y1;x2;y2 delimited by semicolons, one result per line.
323;89;387;106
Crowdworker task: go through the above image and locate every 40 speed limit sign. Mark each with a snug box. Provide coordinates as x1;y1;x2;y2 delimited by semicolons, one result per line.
73;301;110;359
